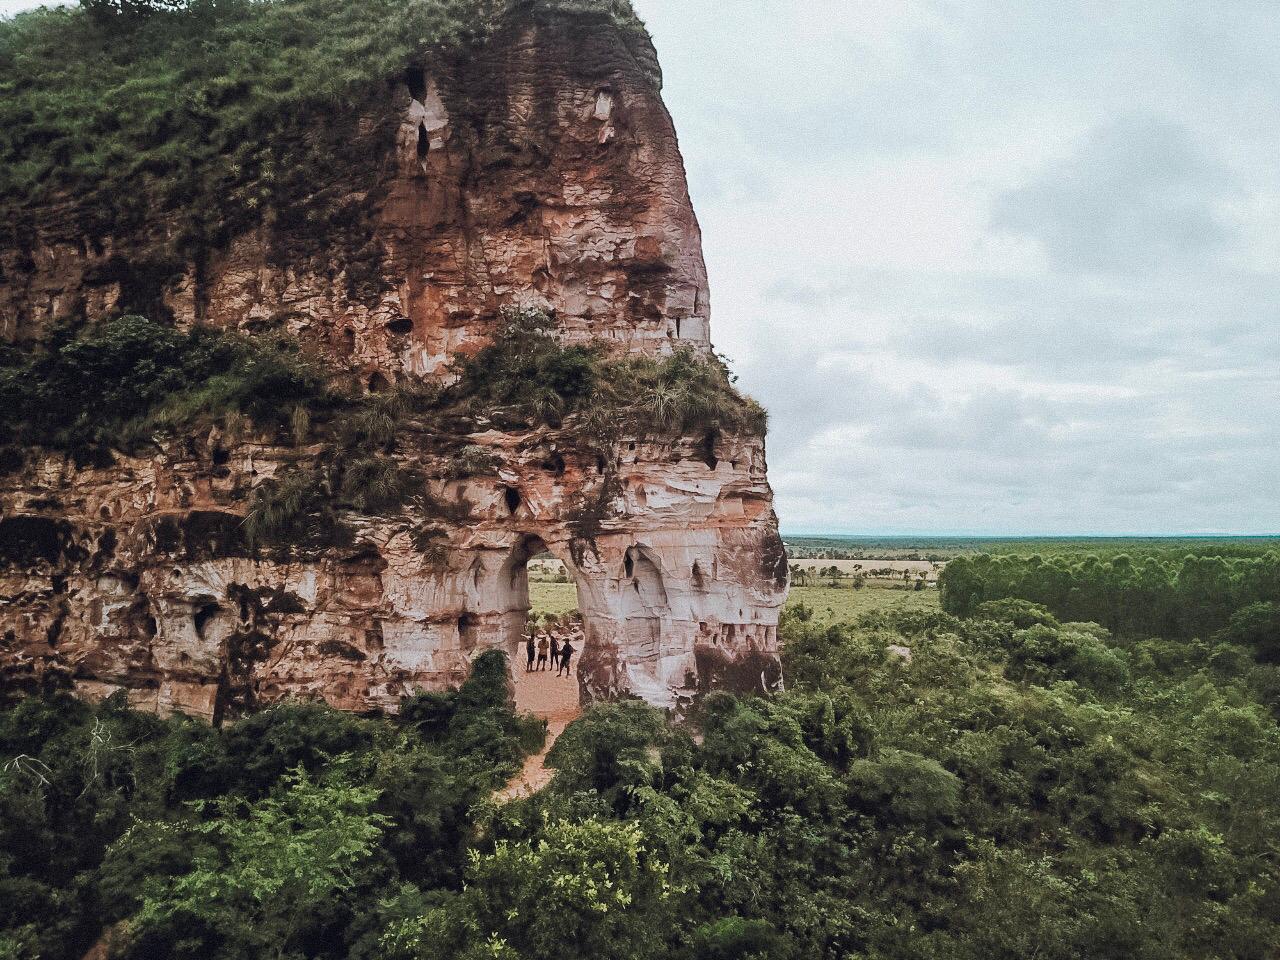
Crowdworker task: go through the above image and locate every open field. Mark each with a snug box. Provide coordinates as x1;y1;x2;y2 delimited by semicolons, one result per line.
528;579;937;621
784;535;1280;561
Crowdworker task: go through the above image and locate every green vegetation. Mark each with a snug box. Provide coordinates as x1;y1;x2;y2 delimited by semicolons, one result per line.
786;534;1280;562
940;551;1280;640
0;651;542;960
4;573;1280;958
450;308;766;435
0;314;326;464
0;0;653;253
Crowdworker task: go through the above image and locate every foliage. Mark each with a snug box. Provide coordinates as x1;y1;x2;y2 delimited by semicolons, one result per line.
0;314;326;460
941;551;1280;641
388;819;671;960
242;467;331;550
0;654;537;960
119;764;390;959
339;456;412;514
447;307;765;436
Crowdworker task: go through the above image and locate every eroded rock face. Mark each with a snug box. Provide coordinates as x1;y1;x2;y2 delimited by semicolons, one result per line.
2;14;711;371
0;10;787;720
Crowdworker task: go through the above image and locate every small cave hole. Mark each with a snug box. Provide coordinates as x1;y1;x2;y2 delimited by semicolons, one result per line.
343;328;356;354
404;67;427;101
387;317;414;335
212;445;230;466
595;454;607;474
504;487;522;514
368;372;391;393
194;602;220;640
699;431;720;470
692;561;705;588
543;452;566;476
674;317;682;339
417;123;430;160
624;551;635;579
458;613;478;646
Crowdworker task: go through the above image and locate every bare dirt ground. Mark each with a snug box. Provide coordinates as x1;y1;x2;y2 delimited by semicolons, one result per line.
500;661;581;800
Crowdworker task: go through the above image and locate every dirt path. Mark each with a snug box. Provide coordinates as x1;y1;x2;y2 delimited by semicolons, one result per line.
500;663;581;800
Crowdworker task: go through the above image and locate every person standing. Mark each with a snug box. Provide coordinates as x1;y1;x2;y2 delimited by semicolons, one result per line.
536;635;549;671
549;635;561;671
558;640;575;677
525;634;535;673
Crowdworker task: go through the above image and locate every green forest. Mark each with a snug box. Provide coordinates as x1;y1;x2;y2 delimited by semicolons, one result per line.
4;549;1279;959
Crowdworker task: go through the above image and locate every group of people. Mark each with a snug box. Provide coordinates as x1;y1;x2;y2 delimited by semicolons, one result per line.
526;631;575;676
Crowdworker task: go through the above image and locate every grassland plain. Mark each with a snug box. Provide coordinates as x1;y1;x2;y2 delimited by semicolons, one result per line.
528;580;938;622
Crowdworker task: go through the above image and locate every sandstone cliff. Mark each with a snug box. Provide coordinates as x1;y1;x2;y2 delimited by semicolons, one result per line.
0;2;787;721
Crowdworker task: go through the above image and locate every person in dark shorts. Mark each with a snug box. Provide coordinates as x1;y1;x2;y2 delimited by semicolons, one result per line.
525;635;536;672
549;636;561;670
558;640;575;677
536;636;549;671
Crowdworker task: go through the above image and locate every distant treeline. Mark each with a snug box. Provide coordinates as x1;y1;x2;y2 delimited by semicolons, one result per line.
940;552;1280;639
786;536;1280;563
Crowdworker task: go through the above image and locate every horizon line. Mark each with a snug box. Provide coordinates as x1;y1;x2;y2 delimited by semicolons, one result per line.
781;531;1280;539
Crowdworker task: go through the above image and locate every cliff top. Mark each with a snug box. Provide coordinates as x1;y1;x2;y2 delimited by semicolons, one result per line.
0;0;657;242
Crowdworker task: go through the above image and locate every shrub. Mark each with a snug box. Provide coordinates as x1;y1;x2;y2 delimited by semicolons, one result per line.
1216;602;1280;663
339;456;412;514
0;315;326;458
241;468;330;549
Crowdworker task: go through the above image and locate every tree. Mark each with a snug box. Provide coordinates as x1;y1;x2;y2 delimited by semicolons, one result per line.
117;764;390;960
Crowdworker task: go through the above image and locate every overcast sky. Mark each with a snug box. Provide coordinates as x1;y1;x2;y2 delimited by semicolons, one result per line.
4;1;1277;535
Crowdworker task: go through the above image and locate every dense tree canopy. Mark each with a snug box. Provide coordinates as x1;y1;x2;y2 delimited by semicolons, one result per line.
3;567;1279;958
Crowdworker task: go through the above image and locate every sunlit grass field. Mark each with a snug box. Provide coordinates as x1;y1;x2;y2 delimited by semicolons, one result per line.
528;580;939;621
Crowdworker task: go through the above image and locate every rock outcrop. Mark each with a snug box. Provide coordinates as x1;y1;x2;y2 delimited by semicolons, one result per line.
0;7;787;721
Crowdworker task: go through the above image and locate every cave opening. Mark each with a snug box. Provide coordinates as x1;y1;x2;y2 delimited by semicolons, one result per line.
504;486;522;514
500;535;587;727
404;66;427;101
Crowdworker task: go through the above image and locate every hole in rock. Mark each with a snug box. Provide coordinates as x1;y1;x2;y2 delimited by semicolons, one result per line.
595;454;607;474
458;613;479;650
417;123;430;160
699;430;719;470
194;602;220;640
367;372;391;393
504;487;522;514
387;317;414;335
543;452;566;476
404;67;427;101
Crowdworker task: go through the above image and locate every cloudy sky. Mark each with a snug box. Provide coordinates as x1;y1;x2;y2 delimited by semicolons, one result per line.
631;0;1279;535
4;1;1277;535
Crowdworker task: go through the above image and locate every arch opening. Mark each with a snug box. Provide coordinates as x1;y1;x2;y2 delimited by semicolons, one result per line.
501;535;588;733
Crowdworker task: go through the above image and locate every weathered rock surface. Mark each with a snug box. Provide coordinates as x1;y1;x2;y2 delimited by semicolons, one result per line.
0;9;787;720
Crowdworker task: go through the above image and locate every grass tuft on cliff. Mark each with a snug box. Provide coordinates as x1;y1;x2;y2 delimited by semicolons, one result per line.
0;0;654;245
449;307;768;436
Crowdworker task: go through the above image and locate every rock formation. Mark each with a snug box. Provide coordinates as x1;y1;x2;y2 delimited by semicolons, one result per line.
0;6;788;721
